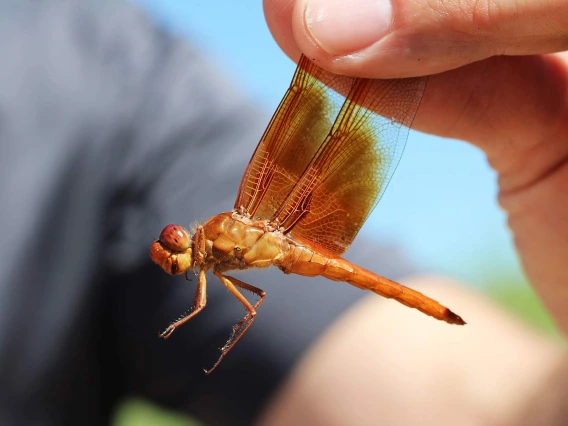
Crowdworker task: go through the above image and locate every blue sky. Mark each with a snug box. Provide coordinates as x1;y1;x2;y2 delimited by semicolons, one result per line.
132;0;523;285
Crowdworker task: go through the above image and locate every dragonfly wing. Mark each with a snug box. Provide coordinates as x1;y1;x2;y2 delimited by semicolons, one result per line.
234;56;355;220
235;55;426;256
285;75;426;255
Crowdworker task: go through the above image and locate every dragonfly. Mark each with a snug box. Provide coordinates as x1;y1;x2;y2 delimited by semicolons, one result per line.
150;55;465;373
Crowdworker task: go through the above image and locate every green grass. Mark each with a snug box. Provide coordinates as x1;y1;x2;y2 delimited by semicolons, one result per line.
484;282;558;335
113;399;201;426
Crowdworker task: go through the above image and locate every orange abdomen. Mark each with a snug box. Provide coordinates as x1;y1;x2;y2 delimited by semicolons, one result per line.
279;245;465;325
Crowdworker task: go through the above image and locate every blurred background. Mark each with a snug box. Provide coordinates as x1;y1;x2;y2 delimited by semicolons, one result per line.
107;0;558;425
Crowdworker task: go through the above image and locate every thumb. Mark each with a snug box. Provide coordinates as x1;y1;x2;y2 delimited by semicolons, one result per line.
284;0;568;78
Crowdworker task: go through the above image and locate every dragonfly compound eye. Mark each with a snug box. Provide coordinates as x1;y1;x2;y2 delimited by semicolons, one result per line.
159;224;191;252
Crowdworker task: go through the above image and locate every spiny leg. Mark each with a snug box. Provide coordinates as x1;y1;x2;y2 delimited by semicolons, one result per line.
206;271;265;374
160;269;207;339
225;275;266;340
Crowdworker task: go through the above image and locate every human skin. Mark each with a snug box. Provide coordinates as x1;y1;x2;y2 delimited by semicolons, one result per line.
263;0;568;334
257;279;566;426
256;1;568;424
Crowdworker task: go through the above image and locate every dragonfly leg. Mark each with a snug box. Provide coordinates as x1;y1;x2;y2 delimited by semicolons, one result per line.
206;271;266;374
225;275;266;334
159;269;207;339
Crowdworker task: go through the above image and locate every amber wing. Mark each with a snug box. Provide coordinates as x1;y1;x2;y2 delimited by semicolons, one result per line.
235;55;426;255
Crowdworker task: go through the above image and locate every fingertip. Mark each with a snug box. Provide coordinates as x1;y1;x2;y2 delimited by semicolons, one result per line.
289;0;440;78
302;0;393;57
263;0;303;62
264;0;420;77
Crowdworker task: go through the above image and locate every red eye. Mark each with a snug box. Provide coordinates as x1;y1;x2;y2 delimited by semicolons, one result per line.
159;224;190;252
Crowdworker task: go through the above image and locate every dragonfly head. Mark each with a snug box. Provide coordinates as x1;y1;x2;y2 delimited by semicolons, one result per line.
150;224;193;275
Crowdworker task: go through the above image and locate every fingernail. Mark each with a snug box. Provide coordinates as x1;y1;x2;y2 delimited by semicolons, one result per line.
305;0;393;56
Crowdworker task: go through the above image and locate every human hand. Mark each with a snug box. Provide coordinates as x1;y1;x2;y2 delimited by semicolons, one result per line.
264;0;568;332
